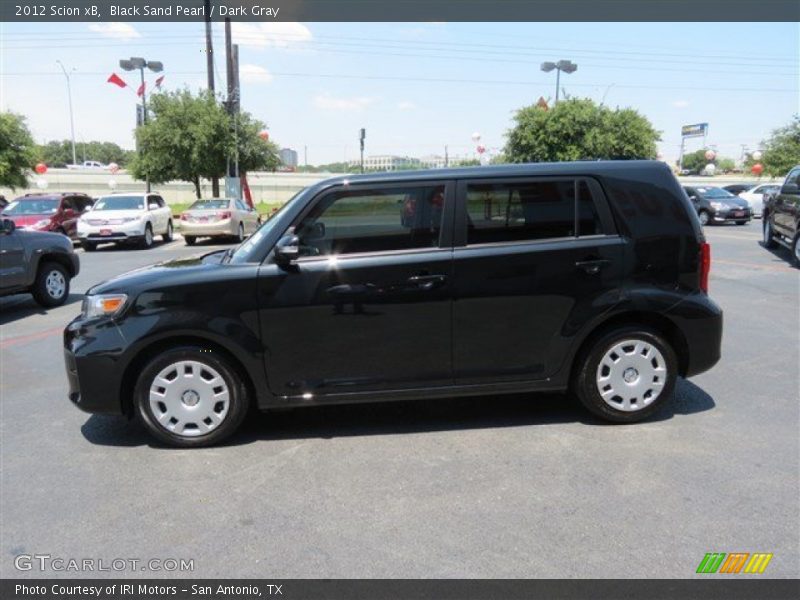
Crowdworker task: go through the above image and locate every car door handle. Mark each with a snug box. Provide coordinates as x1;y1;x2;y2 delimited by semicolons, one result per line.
407;274;447;290
575;259;610;275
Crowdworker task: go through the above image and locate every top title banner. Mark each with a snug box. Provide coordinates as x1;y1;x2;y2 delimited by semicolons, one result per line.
2;0;799;22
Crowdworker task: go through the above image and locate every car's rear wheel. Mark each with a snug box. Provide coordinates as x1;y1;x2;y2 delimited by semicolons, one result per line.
791;234;800;268
141;223;154;249
82;240;97;252
184;235;196;246
735;221;747;226
134;347;249;447
573;326;677;423
31;261;70;307
163;220;173;242
236;223;245;242
698;210;710;226
763;219;778;248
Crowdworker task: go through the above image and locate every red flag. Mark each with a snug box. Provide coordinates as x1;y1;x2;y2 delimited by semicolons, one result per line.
136;82;146;97
155;75;165;89
107;73;127;88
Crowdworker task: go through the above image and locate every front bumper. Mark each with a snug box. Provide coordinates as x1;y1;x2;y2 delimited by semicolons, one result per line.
78;220;145;243
179;219;236;237
711;207;752;222
64;315;129;414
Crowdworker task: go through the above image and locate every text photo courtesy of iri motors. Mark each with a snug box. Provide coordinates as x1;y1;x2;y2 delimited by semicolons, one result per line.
0;1;799;599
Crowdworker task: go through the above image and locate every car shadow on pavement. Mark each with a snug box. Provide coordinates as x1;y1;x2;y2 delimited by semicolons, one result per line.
79;378;715;448
0;293;83;325
759;240;797;267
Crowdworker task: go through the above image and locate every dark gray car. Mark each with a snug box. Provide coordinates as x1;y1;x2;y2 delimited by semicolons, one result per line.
0;218;80;307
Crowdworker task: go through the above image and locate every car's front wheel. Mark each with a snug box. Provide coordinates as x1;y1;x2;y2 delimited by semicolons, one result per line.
134;347;249;447
163;220;173;242
141;223;154;249
791;234;800;268
763;218;778;248
31;261;70;307
698;210;710;226
573;327;678;423
184;235;196;246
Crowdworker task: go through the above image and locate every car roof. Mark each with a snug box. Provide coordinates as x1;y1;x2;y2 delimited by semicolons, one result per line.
315;160;670;187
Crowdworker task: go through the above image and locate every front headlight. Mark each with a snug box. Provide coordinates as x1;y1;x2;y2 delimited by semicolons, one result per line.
33;219;52;229
82;294;128;319
709;202;727;210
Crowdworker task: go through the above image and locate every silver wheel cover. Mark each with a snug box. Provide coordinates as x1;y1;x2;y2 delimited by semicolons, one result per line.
596;339;667;412
45;270;66;299
148;360;230;437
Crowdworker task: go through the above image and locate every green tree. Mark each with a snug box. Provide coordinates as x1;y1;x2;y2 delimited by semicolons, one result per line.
681;149;711;173
36;140;135;167
0;112;36;189
504;98;660;163
760;116;800;177
130;89;279;198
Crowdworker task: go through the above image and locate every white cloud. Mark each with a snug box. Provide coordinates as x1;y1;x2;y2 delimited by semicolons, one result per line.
397;101;416;111
88;22;141;40
672;100;690;108
313;93;375;111
240;64;273;84
231;22;312;48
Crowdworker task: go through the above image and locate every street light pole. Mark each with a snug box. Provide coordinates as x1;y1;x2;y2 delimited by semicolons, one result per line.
540;60;577;106
56;60;77;167
120;57;163;193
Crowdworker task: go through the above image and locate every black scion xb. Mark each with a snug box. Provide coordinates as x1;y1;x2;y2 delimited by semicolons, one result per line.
64;161;722;447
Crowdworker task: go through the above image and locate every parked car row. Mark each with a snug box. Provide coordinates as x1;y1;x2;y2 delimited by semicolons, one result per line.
763;165;800;267
0;192;264;250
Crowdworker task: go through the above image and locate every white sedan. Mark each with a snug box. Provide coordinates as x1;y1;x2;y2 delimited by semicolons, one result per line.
78;193;173;250
738;184;781;218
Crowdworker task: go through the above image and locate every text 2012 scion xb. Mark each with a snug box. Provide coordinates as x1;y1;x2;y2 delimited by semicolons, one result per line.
64;161;723;447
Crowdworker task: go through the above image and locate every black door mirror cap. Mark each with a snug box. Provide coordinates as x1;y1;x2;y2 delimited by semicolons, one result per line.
274;234;300;267
1;218;16;234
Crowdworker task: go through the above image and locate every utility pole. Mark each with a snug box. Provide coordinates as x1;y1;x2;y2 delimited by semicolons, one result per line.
224;19;242;198
444;145;449;167
204;0;219;197
304;145;308;167
56;61;77;167
359;128;366;174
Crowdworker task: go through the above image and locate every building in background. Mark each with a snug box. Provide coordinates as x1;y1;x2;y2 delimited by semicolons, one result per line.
279;148;299;169
349;155;421;172
419;155;449;169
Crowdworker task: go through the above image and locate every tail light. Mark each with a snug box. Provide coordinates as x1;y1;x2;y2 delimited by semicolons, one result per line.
699;242;711;293
217;211;232;220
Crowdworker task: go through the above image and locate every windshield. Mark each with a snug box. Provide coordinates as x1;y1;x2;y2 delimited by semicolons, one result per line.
228;190;304;264
189;199;231;210
697;187;735;199
92;196;145;211
3;198;59;215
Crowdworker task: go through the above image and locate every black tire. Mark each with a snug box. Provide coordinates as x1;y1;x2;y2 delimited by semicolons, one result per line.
163;220;174;242
82;240;97;252
236;222;245;243
735;221;748;226
184;235;196;246
791;234;800;268
31;261;71;308
763;219;778;249
134;346;250;448
698;210;710;226
572;326;678;423
141;223;154;249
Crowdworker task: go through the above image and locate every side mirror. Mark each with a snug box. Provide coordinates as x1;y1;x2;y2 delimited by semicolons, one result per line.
274;234;300;266
689;195;698;202
780;183;799;195
148;202;159;210
1;218;16;235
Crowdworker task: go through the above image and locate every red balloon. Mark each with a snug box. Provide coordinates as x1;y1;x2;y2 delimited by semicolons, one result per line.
35;162;47;175
476;145;486;154
751;163;764;175
259;130;270;141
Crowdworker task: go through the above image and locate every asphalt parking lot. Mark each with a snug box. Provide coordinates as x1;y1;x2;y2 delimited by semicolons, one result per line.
1;224;798;579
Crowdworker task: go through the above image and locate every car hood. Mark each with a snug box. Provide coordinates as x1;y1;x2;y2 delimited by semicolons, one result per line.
723;197;750;208
4;214;52;226
82;210;144;222
11;228;73;248
88;251;232;295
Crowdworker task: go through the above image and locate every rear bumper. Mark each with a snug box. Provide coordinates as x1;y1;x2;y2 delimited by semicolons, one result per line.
179;219;236;237
665;293;723;378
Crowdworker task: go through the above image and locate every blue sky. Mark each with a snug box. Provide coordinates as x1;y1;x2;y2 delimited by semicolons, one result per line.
1;21;798;165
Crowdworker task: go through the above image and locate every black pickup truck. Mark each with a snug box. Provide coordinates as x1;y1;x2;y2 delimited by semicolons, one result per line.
763;165;800;267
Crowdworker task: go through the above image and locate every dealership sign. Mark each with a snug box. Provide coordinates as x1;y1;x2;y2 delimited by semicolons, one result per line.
681;123;708;138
